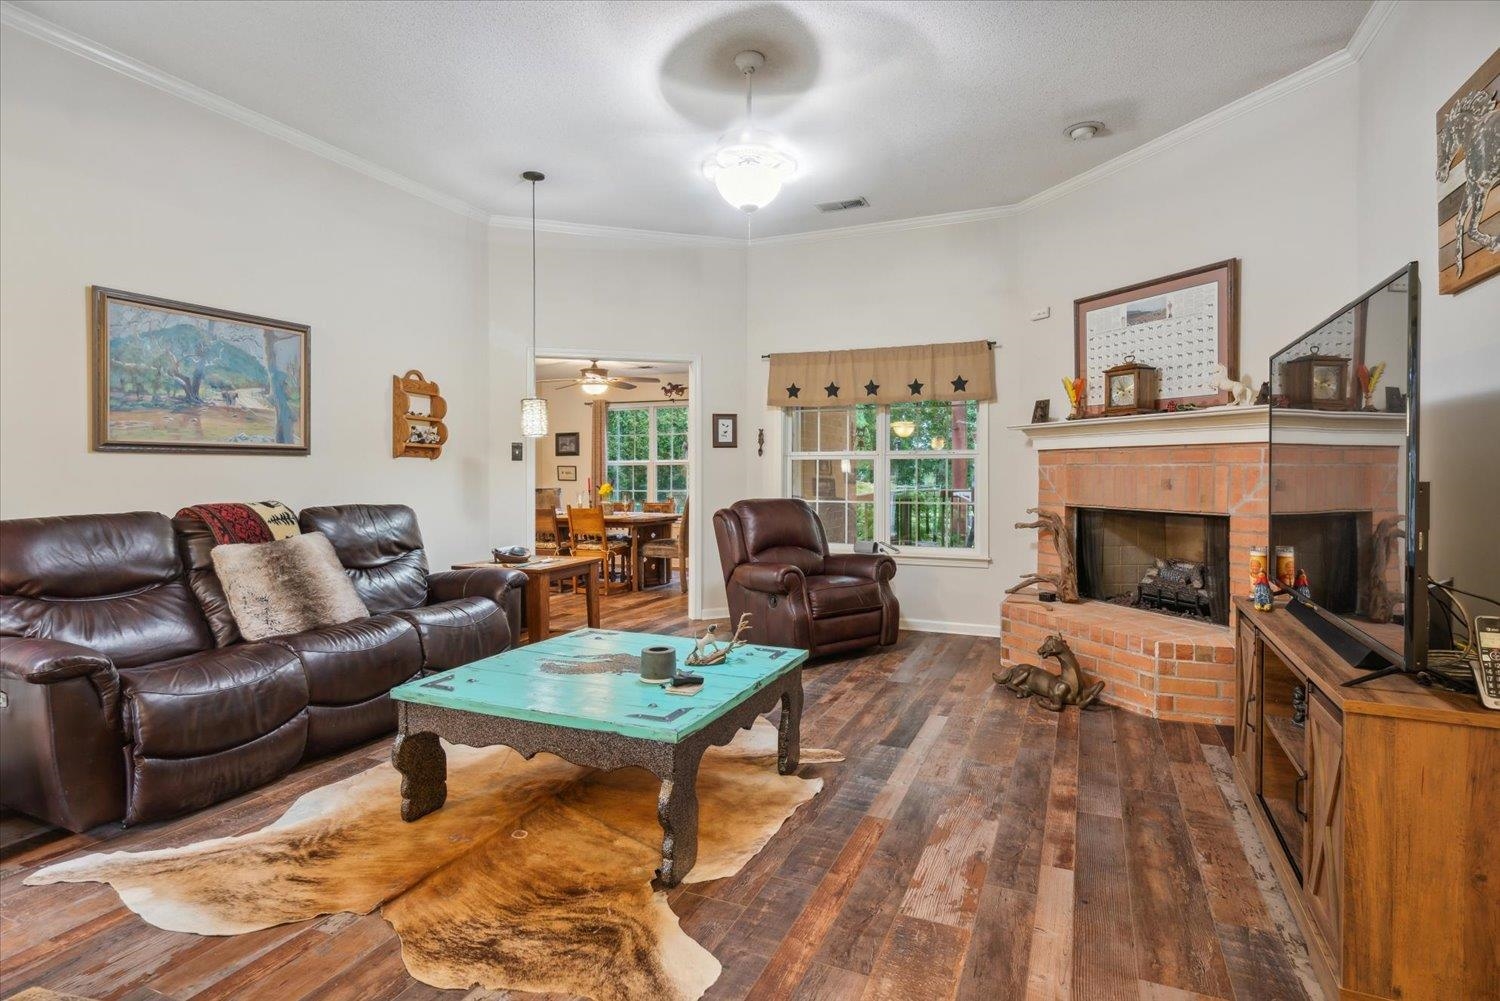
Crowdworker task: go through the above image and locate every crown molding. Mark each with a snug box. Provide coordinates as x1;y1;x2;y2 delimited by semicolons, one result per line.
749;202;1019;248
0;2;487;222
1346;0;1398;62
487;213;744;249
3;0;1400;248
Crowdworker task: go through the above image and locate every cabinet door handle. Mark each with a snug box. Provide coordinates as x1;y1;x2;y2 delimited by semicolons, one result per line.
1294;774;1308;821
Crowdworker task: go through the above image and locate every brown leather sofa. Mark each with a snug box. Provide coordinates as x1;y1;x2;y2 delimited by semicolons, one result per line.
0;504;524;832
714;498;899;657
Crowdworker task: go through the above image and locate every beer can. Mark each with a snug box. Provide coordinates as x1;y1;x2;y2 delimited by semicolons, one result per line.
1275;546;1297;588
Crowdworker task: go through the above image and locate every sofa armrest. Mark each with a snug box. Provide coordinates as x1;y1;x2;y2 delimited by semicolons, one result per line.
428;567;527;645
0;636;121;734
731;563;807;596
823;552;897;583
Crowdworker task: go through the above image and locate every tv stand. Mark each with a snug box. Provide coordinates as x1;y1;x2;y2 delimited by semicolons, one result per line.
1281;597;1395;682
1232;597;1498;1001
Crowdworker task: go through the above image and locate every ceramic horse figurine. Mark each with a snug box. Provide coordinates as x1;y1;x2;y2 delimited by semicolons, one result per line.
994;634;1105;712
1437;88;1500;277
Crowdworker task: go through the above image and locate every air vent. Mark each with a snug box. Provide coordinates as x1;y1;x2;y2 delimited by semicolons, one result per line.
815;197;870;213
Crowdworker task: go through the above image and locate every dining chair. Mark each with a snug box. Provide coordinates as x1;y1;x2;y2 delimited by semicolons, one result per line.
643;500;676;513
642;499;689;593
603;501;634;514
567;505;631;593
535;507;570;557
535;487;562;512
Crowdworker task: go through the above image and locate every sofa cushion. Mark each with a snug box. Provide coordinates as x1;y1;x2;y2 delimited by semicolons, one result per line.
394;597;507;670
298;504;429;613
805;575;886;619
120;643;307;758
0;512;212;669
212;533;370;641
269;613;421;706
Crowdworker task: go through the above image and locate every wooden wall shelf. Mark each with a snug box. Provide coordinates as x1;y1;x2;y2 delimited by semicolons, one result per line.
393;370;448;460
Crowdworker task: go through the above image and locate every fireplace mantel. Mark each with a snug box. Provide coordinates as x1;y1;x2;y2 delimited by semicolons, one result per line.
1010;405;1405;450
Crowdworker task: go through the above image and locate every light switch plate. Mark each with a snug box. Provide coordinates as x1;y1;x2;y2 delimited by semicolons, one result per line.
511;442;524;461
1029;307;1051;321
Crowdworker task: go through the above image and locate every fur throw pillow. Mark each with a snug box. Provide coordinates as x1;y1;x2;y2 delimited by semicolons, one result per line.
211;532;369;641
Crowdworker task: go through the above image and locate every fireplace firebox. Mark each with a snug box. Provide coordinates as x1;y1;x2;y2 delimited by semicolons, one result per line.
1075;508;1231;625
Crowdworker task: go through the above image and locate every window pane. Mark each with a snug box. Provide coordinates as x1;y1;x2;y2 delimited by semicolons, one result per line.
888;400;978;452
605;462;648;507
606;408;650;463
788;406;877;454
787;458;873;545
655;463;688;506
889;457;976;548
656;406;688;461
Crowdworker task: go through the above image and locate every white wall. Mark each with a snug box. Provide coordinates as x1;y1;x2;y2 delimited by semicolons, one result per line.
1354;1;1500;615
0;28;493;567
486;228;747;615
749;63;1361;632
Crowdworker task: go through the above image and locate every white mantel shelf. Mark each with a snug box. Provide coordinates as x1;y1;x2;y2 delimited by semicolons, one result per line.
1009;405;1407;450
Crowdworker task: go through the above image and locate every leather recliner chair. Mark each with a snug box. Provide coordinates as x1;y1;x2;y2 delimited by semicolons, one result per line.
713;498;899;657
0;504;525;832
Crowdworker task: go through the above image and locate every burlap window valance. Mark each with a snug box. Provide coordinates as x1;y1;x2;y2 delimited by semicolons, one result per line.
766;339;995;408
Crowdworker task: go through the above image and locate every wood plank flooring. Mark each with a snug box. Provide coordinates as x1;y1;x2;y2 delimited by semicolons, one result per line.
0;589;1320;1000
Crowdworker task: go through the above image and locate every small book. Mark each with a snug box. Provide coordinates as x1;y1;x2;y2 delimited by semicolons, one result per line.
665;682;702;696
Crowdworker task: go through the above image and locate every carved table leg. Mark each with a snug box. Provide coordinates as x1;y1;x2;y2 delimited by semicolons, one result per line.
392;731;447;822
778;681;803;775
655;750;701;887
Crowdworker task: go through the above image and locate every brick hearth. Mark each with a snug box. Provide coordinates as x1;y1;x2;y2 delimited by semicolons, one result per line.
1001;593;1235;722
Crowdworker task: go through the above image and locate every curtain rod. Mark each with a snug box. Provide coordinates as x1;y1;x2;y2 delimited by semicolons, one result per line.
760;340;995;360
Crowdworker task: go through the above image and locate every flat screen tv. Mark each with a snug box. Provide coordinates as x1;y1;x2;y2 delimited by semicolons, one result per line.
1268;262;1425;680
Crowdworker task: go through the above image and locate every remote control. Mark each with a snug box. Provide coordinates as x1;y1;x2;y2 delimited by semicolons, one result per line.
1473;615;1500;711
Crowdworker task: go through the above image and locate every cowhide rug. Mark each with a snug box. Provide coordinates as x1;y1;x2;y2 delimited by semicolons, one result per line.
27;720;841;1001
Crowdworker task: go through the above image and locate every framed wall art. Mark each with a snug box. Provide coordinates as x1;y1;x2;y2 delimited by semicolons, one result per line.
554;431;580;456
1436;47;1499;295
557;464;578;481
712;413;738;448
92;286;310;454
1074;259;1239;416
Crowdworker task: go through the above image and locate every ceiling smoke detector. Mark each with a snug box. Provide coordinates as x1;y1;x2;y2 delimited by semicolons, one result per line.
815;197;870;213
1065;121;1104;142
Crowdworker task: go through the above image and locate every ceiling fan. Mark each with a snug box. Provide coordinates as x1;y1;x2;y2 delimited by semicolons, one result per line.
556;361;661;396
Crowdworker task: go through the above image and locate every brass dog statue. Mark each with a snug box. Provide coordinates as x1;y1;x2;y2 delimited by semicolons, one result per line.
994;634;1105;712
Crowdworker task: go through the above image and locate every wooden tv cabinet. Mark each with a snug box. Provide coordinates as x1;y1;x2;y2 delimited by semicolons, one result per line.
1232;598;1498;1001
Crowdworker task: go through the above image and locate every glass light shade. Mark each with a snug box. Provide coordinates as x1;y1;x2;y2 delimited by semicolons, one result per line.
891;419;916;438
703;140;796;213
930;436;946;450
520;396;549;437
581;381;609;396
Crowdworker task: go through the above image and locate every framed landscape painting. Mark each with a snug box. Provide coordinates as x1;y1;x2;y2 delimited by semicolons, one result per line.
92;287;310;454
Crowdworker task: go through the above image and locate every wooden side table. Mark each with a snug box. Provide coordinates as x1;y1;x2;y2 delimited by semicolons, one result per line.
452;555;602;644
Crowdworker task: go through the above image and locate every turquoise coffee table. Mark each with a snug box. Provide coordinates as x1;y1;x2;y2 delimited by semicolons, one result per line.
388;628;808;886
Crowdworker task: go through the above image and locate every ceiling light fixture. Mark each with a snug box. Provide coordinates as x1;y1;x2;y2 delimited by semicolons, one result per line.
1065;121;1104;142
581;379;609;396
519;170;548;438
702;50;797;213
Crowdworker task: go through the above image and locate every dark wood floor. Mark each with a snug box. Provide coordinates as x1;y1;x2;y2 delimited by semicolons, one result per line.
0;588;1320;1000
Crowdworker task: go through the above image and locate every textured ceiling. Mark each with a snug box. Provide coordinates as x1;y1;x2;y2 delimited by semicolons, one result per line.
13;0;1370;238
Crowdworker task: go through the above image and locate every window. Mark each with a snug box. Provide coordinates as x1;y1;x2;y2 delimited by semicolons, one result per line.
784;400;982;555
605;403;688;507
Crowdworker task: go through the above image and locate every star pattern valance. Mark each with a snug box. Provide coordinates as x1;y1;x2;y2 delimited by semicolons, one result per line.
765;339;995;409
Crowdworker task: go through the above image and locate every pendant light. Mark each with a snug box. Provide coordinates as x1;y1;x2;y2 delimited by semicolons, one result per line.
702;50;796;213
519;170;548;438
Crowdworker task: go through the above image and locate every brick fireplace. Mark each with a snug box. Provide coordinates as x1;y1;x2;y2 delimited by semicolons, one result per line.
1003;407;1404;724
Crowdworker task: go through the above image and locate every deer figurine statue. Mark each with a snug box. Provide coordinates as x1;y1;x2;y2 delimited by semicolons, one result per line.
993;634;1105;712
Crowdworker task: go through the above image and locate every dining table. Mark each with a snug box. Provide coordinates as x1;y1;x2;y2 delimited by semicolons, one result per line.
555;509;682;592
